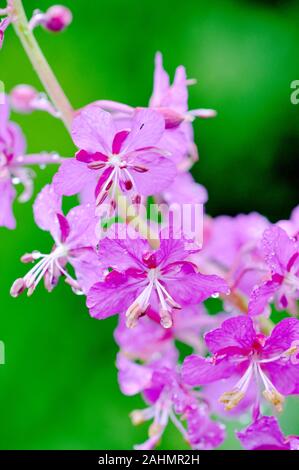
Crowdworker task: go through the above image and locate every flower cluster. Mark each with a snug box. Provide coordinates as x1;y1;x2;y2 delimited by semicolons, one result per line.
1;1;299;450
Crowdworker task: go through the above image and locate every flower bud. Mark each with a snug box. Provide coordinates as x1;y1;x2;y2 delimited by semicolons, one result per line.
43;5;72;32
10;85;38;114
10;85;59;117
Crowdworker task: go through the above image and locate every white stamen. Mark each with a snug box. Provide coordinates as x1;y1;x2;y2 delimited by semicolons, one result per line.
22;244;68;294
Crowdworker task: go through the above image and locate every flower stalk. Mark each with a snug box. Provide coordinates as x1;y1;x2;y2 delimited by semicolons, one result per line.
9;0;158;247
9;0;73;131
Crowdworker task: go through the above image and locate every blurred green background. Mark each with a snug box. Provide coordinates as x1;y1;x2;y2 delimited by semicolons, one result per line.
0;0;299;450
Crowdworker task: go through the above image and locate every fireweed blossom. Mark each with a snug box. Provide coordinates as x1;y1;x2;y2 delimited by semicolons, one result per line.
95;52;216;168
196;213;269;287
87;224;229;328
2;0;299;449
115;307;227;449
248;225;299;316
115;305;226;358
118;360;226;450
183;316;299;414
10;185;100;297
53;105;177;215
150;52;216;120
0;96;63;228
236;415;299;450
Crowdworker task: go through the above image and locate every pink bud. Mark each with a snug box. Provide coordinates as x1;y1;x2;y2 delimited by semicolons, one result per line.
43;5;72;32
10;278;25;297
10;85;59;117
10;85;38;114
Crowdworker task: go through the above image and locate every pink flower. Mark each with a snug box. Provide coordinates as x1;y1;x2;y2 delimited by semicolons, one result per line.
0;96;27;228
87;224;229;328
119;361;225;450
53;105;177;213
150;52;216;126
182;316;299;413
248;226;299;316
193;212;272;314
199;212;269;272
149;52;216;168
91;52;216;168
237;416;299;450
10;185;100;296
0;96;62;228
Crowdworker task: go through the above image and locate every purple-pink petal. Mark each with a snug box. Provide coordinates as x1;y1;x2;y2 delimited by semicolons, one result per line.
262;225;298;275
163;172;208;206
262;318;299;358
112;130;130;154
76;149;108;163
87;271;143;319
66;203;98;248
262;361;299;396
248;278;281;316
130;152;177;196
164;270;229;306
33;184;62;241
204;316;257;356
0;94;10;134
182;355;236;386
7;122;27;157
186;406;226;450
0;180;16;229
149;52;170;108
72;104;116;154
56;213;70;243
117;354;153;396
53;158;96;196
122;108;165;152
98;224;149;270
236;416;290;450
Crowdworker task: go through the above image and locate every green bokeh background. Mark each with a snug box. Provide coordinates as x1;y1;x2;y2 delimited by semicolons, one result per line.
0;0;299;450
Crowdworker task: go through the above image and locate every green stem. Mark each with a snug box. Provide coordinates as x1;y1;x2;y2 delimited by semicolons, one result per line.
9;0;73;131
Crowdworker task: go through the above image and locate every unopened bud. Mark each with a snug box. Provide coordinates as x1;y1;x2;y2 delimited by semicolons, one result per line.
10;85;38;114
43;5;72;32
